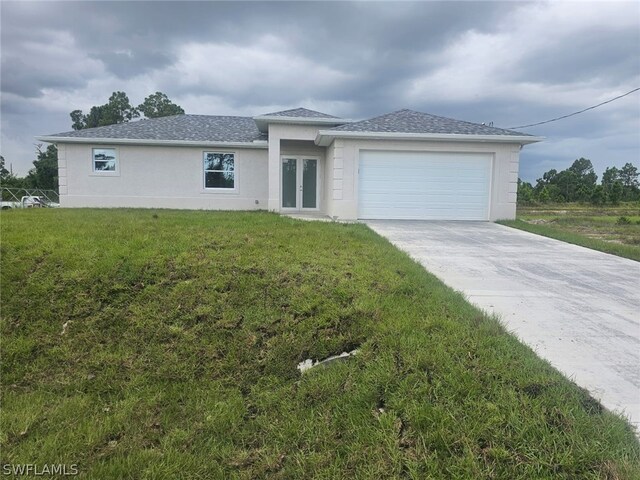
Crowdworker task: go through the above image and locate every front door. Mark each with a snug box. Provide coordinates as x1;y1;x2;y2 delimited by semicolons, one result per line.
281;157;319;211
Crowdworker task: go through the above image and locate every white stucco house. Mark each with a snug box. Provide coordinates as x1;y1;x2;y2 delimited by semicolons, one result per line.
37;108;542;221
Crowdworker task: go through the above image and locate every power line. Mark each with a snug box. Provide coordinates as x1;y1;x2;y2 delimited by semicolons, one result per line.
508;87;640;129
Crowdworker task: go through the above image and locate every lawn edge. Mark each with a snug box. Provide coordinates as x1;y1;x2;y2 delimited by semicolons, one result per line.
496;219;640;262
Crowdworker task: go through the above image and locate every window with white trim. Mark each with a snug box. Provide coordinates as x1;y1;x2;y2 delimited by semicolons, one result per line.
204;152;235;189
92;148;118;172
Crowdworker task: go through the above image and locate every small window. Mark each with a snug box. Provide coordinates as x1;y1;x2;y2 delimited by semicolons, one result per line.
204;152;235;189
93;148;117;172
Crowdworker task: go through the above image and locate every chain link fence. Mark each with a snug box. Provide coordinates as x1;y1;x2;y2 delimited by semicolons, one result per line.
1;187;60;206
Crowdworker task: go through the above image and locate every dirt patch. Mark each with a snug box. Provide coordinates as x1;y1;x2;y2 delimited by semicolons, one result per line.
578;388;604;415
522;383;547;398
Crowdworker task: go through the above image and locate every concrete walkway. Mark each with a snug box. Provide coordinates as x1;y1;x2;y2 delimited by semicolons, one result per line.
366;220;640;430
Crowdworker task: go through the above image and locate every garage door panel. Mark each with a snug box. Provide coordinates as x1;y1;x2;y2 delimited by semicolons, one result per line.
360;179;489;192
360;173;489;185
358;151;491;220
360;207;487;220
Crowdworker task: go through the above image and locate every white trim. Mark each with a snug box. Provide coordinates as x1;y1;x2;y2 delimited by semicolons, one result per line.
486;154;495;222
36;136;268;149
90;146;120;177
202;151;238;193
315;130;544;146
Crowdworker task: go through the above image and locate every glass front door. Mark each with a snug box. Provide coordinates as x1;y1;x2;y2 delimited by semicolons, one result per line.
302;159;317;209
282;158;297;208
281;157;318;210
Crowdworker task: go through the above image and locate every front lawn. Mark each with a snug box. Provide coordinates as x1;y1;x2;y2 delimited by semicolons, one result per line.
499;203;640;261
1;209;638;478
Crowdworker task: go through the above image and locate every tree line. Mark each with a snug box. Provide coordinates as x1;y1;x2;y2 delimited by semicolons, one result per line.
1;92;184;193
71;91;184;130
518;158;639;205
1;147;59;192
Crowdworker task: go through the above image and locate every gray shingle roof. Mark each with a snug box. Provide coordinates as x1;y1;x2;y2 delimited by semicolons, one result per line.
44;109;532;143
329;109;530;136
47;115;267;142
260;107;340;119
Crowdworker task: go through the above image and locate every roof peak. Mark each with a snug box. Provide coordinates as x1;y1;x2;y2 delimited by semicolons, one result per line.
258;107;341;119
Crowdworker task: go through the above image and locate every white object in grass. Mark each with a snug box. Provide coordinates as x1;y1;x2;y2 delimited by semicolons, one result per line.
297;350;359;373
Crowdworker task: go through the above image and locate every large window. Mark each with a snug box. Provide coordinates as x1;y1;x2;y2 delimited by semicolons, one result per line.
204;152;235;189
92;148;117;172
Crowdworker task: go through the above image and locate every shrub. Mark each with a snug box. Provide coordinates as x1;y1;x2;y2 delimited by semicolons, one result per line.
616;216;632;225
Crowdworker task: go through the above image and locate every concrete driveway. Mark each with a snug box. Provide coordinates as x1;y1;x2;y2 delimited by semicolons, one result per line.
366;220;640;430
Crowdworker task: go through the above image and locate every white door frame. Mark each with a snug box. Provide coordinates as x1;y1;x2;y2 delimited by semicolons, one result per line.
280;156;320;212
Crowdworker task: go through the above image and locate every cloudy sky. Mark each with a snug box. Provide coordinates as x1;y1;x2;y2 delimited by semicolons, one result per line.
1;1;638;181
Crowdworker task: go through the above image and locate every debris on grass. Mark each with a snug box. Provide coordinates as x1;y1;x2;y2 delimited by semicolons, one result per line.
297;349;359;373
60;321;71;335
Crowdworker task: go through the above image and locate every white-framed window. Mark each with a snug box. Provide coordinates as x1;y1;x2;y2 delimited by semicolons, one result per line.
204;152;235;189
92;148;118;173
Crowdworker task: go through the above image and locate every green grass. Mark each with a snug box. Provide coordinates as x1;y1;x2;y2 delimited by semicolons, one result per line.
516;202;640;216
1;209;638;479
499;204;640;262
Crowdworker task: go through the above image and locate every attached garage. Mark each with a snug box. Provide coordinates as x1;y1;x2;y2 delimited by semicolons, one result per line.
358;150;492;220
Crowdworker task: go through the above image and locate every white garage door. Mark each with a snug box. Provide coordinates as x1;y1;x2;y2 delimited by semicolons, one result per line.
358;150;492;220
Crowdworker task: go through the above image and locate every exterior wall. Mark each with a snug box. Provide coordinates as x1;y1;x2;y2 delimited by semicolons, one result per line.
323;141;335;217
266;123;329;213
58;143;68;196
57;128;522;220
59;143;268;209
326;139;521;221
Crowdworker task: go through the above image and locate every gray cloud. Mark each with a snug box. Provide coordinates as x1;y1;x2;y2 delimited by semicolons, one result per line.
513;26;640;85
0;24;102;97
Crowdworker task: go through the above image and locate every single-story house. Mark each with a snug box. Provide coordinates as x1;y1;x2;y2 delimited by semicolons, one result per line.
37;108;542;221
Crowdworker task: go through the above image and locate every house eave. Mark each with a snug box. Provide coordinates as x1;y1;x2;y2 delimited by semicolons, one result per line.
252;115;350;133
35;136;269;149
314;130;544;147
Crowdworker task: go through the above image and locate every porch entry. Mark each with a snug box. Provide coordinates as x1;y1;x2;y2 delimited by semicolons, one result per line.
281;157;319;210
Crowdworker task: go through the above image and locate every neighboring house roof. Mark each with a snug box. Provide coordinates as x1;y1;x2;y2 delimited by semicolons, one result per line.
260;107;341;119
330;109;530;137
42;114;267;144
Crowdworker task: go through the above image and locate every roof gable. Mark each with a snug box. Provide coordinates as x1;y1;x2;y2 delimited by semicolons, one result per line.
330;109;531;137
